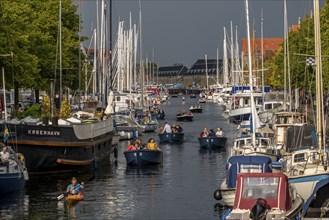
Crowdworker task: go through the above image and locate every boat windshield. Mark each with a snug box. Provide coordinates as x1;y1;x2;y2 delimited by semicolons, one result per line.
242;177;279;199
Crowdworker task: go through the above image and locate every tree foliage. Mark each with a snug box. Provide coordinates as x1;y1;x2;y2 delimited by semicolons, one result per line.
265;1;329;92
0;0;84;93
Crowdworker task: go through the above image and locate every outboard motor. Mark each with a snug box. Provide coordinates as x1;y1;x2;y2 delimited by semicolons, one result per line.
250;198;269;220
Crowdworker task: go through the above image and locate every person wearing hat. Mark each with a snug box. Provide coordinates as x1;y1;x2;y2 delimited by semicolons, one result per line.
216;128;223;137
66;177;84;196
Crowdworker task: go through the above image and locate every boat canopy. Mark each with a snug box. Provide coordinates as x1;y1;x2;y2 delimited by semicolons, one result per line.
234;173;292;211
226;156;272;188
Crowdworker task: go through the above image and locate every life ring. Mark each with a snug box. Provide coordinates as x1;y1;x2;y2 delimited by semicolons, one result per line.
19;107;24;113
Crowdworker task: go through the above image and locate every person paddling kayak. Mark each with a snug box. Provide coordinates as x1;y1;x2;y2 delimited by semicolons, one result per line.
66;177;84;196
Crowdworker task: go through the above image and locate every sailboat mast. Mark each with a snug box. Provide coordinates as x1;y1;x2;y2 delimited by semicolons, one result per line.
223;27;228;86
205;54;208;90
2;68;7;121
235;25;240;86
283;0;287;109
59;0;63;102
230;21;234;86
245;0;256;146
139;0;144;108
313;0;325;156
261;9;265;111
216;48;219;84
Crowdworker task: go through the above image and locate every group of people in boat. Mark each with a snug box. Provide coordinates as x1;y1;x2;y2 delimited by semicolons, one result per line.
190;105;202;109
199;127;224;138
158;122;183;134
126;138;160;151
176;111;193;116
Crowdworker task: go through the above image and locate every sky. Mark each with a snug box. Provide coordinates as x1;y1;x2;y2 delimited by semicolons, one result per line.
79;0;324;67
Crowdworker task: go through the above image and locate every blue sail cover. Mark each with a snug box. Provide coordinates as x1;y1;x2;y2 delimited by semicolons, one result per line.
226;156;272;188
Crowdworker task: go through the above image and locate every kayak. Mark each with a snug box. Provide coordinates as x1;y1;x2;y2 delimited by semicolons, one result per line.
66;194;84;204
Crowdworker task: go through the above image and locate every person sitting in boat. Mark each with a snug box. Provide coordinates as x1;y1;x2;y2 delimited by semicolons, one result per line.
66;177;84;196
216;128;223;137
147;138;159;151
162;122;172;133
171;124;177;133
199;128;209;138
0;146;10;162
127;142;138;151
158;124;164;133
208;129;215;137
187;111;193;116
175;125;183;133
177;111;182;116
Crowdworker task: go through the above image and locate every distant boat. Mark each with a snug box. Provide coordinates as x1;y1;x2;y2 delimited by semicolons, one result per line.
189;94;197;98
171;94;178;98
198;136;227;149
198;98;207;103
0;145;29;194
189;105;203;113
158;133;184;144
124;150;163;166
176;113;193;122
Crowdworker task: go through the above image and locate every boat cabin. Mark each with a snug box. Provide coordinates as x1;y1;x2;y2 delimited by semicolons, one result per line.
233;136;272;149
231;92;263;109
226;156;272;188
263;101;284;111
233;173;292;211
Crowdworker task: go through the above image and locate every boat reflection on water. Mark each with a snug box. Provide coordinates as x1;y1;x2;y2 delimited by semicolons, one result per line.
0;191;29;219
125;166;162;176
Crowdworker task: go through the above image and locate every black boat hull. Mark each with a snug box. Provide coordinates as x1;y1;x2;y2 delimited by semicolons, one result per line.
189;109;203;113
198;137;228;149
176;116;193;122
6;119;115;173
158;133;184;144
124;150;163;166
0;173;25;193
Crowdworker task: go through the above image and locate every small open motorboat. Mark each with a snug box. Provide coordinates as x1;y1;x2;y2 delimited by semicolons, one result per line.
223;173;303;220
176;113;193;122
171;94;178;98
124;149;163;167
190;94;197;98
0;146;29;194
198;136;227;149
199;98;207;103
66;194;84;204
214;156;272;206
158;133;184;144
189;105;203;113
144;121;158;132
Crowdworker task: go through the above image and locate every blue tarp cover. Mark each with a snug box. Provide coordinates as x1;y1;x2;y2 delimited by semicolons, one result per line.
226;156;272;188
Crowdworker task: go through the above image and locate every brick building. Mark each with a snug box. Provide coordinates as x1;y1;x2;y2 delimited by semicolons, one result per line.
241;38;284;59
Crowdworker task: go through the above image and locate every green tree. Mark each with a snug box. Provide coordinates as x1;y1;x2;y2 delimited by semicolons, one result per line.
0;0;85;104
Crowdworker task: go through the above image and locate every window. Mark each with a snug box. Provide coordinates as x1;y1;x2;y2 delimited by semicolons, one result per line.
242;177;279;199
294;153;306;163
265;104;272;110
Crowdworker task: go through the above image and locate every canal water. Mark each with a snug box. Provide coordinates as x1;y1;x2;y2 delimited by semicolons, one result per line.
0;97;238;220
